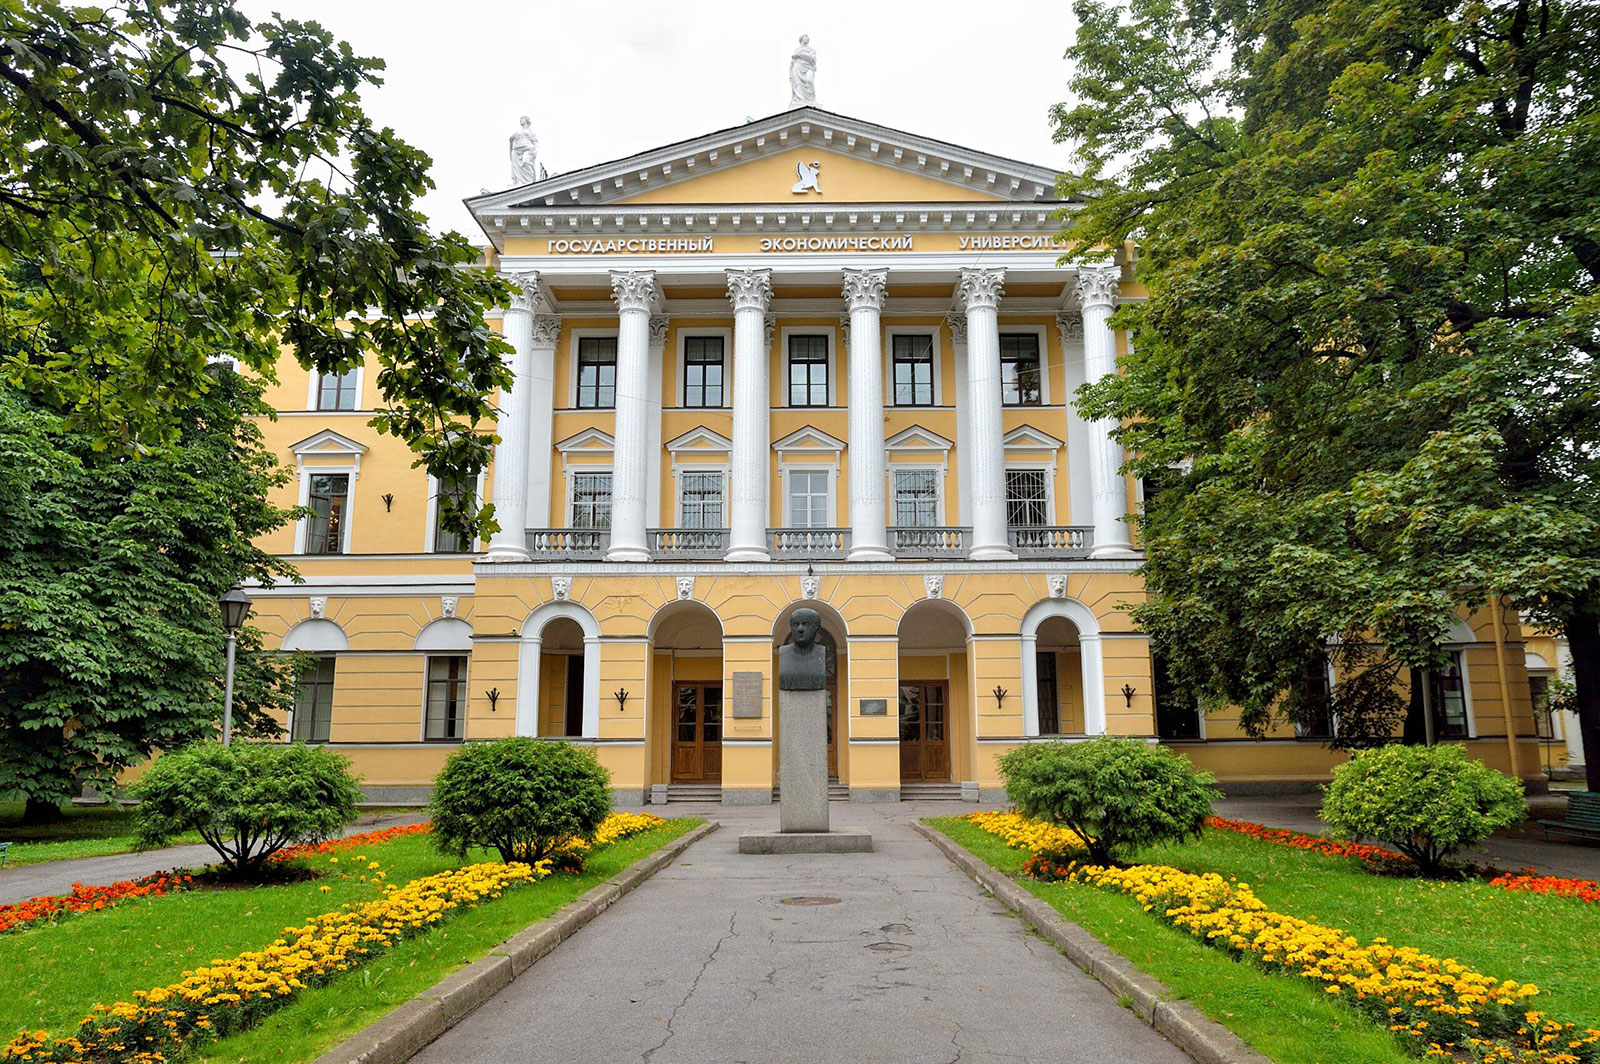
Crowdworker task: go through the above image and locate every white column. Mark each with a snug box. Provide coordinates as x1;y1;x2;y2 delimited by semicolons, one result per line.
524;314;561;531
957;268;1016;560
843;269;892;561
726;269;773;561
645;315;668;528
515;636;542;736
1081;633;1107;734
484;273;538;562
607;270;659;562
1020;633;1040;736
1076;266;1137;558
581;636;602;738
1056;311;1092;526
947;315;972;525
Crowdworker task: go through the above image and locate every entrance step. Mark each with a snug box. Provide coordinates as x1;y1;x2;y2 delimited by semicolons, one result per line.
664;784;723;803
900;782;964;801
773;778;851;802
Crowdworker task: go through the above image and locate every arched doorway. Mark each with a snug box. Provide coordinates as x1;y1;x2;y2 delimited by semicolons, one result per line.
516;602;601;739
771;601;849;784
1021;599;1105;736
649;601;725;785
897;600;973;785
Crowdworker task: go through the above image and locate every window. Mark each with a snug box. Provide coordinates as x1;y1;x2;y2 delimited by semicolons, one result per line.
316;368;359;411
1530;674;1555;738
293;656;336;743
683;336;725;408
1153;651;1202;740
1036;652;1061;735
1005;469;1049;527
680;471;724;529
892;470;939;527
571;472;612;528
306;473;350;554
1296;656;1335;739
576;337;617;408
432;477;476;553
892;334;935;406
788;470;831;528
424;655;467;741
1427;651;1471;739
999;334;1042;405
788;335;829;407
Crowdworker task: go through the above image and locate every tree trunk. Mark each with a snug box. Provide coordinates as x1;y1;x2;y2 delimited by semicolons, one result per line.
22;797;65;825
1565;608;1600;794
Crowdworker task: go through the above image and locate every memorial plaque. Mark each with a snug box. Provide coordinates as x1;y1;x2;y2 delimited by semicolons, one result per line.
731;671;764;718
860;698;887;716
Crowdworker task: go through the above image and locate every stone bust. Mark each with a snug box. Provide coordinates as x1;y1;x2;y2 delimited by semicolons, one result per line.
777;608;827;691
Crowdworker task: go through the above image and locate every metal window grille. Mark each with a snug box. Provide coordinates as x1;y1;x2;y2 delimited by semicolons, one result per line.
571;472;613;528
681;471;724;529
1004;468;1049;527
893;469;939;527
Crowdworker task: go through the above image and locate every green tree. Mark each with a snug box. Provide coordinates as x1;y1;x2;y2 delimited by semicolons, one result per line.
1055;0;1600;785
0;1;511;543
0;367;298;821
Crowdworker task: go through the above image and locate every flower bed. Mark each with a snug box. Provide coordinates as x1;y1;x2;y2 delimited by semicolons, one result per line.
1488;871;1600;904
269;821;432;861
960;812;1600;1063
0;872;192;935
1205;816;1412;871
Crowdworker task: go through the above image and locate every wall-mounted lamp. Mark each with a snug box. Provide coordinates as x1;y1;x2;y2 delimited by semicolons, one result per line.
614;688;630;712
381;493;395;512
1121;683;1136;707
486;687;501;712
992;685;1008;709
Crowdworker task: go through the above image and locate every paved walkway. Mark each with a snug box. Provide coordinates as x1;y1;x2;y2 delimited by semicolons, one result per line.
412;803;1190;1064
0;811;427;903
1215;795;1600;880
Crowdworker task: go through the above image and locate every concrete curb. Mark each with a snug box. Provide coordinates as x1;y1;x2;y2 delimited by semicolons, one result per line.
315;819;719;1064
910;820;1271;1064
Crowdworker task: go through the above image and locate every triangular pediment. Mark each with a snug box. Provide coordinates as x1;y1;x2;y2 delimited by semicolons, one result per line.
665;426;734;454
290;429;367;456
555;427;615;453
468;108;1065;219
773;424;847;453
885;425;955;453
1002;425;1065;452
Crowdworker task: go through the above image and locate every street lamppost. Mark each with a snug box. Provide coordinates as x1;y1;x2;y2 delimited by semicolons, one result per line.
219;587;253;746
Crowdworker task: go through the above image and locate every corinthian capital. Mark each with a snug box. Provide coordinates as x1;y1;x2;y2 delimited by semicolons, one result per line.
841;268;888;312
647;315;670;348
1055;311;1084;346
507;270;545;314
530;315;563;347
1074;265;1122;310
725;268;773;312
944;314;968;346
955;268;1005;311
609;270;660;313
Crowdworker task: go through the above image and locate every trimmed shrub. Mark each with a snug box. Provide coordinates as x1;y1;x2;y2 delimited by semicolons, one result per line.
133;742;362;878
1321;743;1525;876
430;738;612;864
997;736;1218;863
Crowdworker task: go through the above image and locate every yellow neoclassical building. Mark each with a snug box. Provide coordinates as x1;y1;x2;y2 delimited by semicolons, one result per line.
244;100;1549;803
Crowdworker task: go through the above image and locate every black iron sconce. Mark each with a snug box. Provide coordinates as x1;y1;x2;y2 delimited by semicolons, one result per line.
993;685;1008;709
614;688;630;712
1121;683;1136;707
486;687;501;711
381;493;395;512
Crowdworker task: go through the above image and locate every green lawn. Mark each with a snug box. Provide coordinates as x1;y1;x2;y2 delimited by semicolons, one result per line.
0;817;701;1063
929;817;1600;1064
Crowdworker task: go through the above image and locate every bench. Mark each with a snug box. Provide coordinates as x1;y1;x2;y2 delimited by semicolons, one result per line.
1540;791;1600;844
0;842;8;868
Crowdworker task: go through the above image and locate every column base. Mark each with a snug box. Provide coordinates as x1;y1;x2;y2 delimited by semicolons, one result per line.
846;544;893;563
725;546;771;562
1089;542;1140;559
605;546;652;563
481;542;531;563
968;544;1018;561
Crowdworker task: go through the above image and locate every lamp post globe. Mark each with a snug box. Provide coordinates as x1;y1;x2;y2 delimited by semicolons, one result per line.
218;587;252;745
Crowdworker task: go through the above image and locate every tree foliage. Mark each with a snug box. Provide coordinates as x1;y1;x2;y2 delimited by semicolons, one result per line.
430;739;613;865
0;368;298;818
133;741;362;878
1321;744;1525;875
1055;0;1600;784
0;1;511;541
998;736;1218;863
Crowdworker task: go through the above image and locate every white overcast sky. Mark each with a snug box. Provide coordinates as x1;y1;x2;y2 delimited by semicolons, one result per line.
238;0;1081;240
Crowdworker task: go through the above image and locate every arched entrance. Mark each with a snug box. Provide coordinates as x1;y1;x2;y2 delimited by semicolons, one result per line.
1021;599;1105;736
771;601;849;785
516;602;601;739
897;600;973;785
649;601;725;785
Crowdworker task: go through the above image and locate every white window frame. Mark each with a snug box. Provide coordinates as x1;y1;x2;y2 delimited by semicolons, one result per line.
565;465;615;528
674;327;732;410
997;325;1051;406
782;326;837;408
420;654;470;743
305;364;365;413
1003;463;1056;527
567;327;621;410
888;463;947;527
1293;655;1340;739
1427;646;1478;740
884;326;944;408
294;465;359;555
673;464;730;528
782;463;838;527
423;471;487;553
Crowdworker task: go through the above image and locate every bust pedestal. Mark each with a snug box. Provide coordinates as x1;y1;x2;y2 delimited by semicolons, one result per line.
738;687;873;854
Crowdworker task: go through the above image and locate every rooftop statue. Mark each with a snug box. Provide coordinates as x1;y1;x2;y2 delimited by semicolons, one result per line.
789;35;816;108
509;116;539;186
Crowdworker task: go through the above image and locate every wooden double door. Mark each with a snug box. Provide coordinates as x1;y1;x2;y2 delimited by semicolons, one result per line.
671;682;723;783
899;681;951;782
